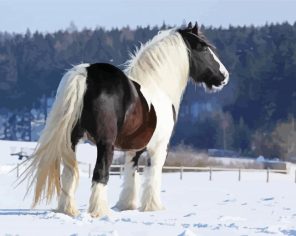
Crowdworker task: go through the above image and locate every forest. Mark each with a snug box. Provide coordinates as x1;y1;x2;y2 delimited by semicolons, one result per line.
0;22;295;160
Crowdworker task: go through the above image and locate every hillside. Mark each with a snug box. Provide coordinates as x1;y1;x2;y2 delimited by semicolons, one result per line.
0;23;296;158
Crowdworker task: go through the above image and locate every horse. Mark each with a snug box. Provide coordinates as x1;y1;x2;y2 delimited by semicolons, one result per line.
23;22;229;217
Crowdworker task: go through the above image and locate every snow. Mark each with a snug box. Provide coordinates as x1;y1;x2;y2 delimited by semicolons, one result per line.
257;155;266;162
1;140;296;235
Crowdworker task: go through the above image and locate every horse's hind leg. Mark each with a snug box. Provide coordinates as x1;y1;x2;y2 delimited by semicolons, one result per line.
87;114;117;217
115;149;145;211
57;123;84;216
88;138;115;217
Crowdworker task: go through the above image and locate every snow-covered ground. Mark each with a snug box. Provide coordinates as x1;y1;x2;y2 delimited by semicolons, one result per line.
1;141;296;236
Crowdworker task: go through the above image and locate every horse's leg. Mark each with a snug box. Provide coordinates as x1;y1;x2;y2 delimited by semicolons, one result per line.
140;141;168;211
140;98;175;211
57;123;84;216
87;108;117;217
115;149;145;211
88;139;114;217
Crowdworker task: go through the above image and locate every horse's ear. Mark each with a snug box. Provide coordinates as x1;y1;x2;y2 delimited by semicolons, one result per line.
192;22;199;35
187;22;193;29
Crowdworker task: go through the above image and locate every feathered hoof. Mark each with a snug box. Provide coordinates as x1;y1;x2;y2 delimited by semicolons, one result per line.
88;209;110;218
54;207;80;217
140;202;165;212
88;202;110;218
113;202;137;211
67;208;80;217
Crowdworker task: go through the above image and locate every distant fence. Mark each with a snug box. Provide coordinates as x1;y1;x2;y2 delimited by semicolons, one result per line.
9;146;294;183
79;163;292;183
10;147;34;160
11;163;295;183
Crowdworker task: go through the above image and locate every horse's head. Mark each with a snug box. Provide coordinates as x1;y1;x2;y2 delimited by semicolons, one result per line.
178;22;229;91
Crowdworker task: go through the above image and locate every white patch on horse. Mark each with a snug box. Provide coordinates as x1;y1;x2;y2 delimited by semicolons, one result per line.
140;92;175;211
208;47;229;86
124;29;190;211
88;182;109;217
57;164;79;216
115;151;140;211
125;29;190;113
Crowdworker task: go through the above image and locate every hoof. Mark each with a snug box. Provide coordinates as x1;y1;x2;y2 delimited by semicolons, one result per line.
54;207;80;217
140;202;165;212
89;209;110;218
113;202;137;211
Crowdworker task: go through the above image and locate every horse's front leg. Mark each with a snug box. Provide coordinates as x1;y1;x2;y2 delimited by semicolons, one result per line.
88;140;114;218
140;142;168;211
115;149;145;211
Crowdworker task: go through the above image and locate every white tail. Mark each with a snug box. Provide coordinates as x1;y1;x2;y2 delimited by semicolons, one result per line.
24;64;89;207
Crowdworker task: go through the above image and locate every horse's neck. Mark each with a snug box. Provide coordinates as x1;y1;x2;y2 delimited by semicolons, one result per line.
128;72;188;115
126;32;190;114
128;57;189;114
166;75;188;114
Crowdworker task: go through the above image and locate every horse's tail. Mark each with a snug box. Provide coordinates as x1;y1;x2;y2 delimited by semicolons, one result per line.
24;63;89;207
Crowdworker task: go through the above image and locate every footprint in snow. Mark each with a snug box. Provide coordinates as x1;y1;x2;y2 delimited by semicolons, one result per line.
261;197;274;201
178;229;197;236
225;223;239;229
220;199;236;204
193;223;208;228
283;207;291;211
183;213;196;217
281;229;296;235
143;221;154;226
121;217;132;222
224;199;235;202
182;223;191;228
100;216;112;222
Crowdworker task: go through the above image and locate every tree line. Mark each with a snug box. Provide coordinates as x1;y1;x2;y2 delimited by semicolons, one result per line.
0;22;295;160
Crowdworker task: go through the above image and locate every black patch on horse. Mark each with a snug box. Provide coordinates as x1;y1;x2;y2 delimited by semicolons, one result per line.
131;148;146;170
172;104;176;123
72;63;157;184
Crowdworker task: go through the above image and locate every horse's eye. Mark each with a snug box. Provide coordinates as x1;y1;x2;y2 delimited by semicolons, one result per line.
197;45;208;52
196;43;204;51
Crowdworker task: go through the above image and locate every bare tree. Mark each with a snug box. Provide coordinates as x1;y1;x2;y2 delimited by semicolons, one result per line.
272;116;296;161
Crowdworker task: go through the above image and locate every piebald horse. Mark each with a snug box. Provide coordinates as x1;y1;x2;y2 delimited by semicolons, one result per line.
24;22;229;217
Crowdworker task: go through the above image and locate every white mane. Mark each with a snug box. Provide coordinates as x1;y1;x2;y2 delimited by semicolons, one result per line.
124;29;190;112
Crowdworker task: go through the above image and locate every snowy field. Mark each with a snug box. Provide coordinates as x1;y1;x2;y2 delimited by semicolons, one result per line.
1;141;296;236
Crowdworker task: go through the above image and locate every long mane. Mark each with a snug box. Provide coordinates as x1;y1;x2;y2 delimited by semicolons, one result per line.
124;29;189;111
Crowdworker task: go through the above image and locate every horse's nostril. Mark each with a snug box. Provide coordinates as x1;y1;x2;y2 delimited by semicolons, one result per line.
220;76;228;85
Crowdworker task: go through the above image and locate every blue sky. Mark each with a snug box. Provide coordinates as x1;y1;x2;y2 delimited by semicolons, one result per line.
1;0;296;33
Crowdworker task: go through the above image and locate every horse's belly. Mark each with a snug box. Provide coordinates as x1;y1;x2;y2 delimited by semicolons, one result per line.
115;126;154;151
115;104;156;151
